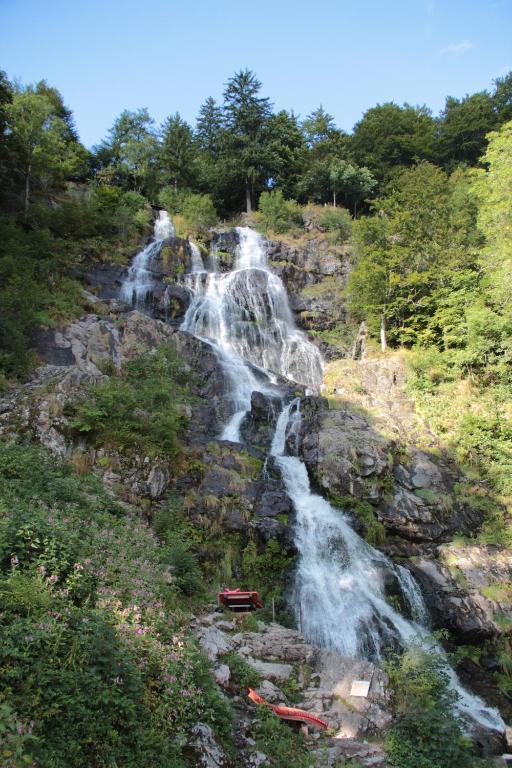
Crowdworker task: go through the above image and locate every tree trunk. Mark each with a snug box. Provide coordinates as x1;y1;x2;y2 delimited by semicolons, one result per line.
333;190;337;207
24;161;32;219
245;179;252;213
380;314;387;352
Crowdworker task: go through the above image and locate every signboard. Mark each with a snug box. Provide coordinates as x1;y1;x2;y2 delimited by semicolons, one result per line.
350;680;371;697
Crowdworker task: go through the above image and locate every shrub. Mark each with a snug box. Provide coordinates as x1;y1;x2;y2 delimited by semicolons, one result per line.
329;495;386;546
70;346;190;458
384;643;478;768
223;651;261;690
318;206;352;242
252;709;314;768
181;193;218;234
258;190;303;234
161;540;204;597
158;188;218;237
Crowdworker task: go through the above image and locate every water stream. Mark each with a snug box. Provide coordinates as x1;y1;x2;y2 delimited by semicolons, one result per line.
180;226;323;440
120;209;175;309
121;215;505;734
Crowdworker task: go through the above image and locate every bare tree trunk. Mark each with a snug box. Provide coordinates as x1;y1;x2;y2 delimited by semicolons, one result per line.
333;190;336;207
380;314;387;352
24;161;32;219
245;179;252;213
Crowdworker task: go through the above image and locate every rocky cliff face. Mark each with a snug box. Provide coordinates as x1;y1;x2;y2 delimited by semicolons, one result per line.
266;237;354;359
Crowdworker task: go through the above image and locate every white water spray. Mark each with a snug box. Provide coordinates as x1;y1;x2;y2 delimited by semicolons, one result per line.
189;241;205;273
120;210;175;308
270;400;505;732
180;227;323;439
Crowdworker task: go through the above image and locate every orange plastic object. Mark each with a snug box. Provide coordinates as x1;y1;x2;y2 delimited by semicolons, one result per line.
248;688;328;730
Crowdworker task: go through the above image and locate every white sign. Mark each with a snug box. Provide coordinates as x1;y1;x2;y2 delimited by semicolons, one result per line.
350;680;371;697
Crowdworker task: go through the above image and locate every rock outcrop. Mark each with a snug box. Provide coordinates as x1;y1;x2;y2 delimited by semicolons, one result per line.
191;610;392;766
297;357;485;544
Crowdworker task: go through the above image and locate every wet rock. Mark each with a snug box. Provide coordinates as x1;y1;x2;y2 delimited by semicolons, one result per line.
155;283;191;323
255;490;292;519
409;544;512;642
408;556;499;641
84;262;127;299
210;229;241;269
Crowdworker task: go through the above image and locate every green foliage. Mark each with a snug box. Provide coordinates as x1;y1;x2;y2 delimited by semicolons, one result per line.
0;702;37;767
181;192;218;235
330;495;386;546
161;539;204;597
384;643;479;768
160;112;197;191
0;438;231;766
405;346;512;544
223;651;261;689
317;206;352;242
159;186;217;236
438;92;497;169
70;347;189;458
258;190;302;233
252;709;314;768
351;102;437;183
242;540;294;598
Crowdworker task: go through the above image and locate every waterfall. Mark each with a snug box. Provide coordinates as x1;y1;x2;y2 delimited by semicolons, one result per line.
121;222;505;734
189;241;205;273
180;227;323;440
120;210;175;308
270;400;505;733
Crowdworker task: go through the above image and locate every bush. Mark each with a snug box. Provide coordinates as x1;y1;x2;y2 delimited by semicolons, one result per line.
252;709;314;768
158;188;218;237
318;206;352;242
223;651;261;690
162;540;204;597
181;193;218;235
258;190;303;234
384;643;478;768
70;347;190;458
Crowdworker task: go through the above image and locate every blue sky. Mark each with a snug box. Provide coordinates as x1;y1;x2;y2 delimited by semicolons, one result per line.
1;0;511;148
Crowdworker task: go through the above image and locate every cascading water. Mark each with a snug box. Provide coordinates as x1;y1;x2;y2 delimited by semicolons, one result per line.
180;227;323;439
189;241;205;273
270;399;505;732
121;221;505;734
120;210;175;308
